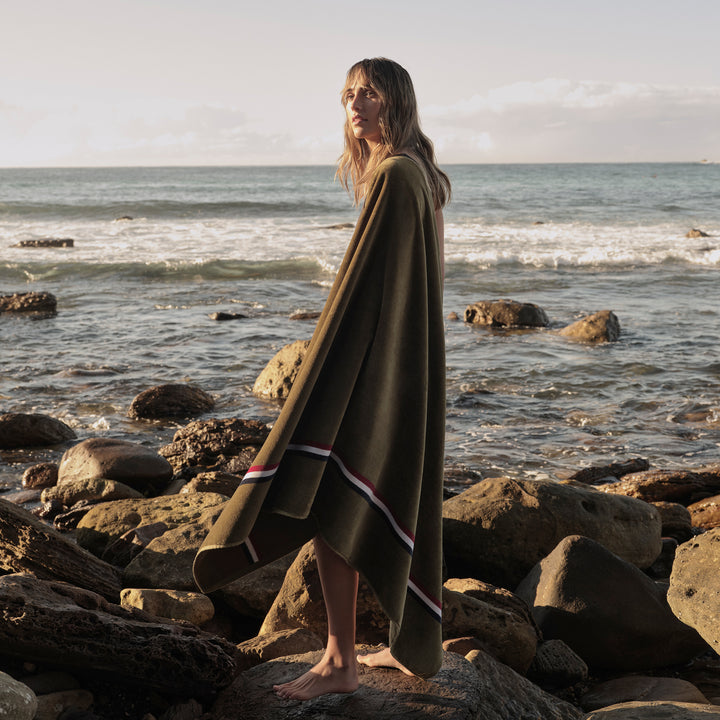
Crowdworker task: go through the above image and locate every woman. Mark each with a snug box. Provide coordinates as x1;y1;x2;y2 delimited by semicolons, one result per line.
193;57;450;701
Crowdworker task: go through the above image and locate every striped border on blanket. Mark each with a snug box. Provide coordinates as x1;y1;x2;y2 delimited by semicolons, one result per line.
239;440;442;623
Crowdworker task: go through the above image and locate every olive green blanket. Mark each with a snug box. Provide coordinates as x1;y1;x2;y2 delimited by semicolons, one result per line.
193;155;445;677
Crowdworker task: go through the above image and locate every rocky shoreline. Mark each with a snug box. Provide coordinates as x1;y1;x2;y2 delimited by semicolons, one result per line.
1;302;720;719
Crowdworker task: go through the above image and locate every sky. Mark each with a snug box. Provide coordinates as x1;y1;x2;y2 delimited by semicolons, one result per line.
1;0;719;167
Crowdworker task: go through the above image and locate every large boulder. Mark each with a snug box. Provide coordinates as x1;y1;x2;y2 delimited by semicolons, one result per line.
668;528;720;655
464;299;549;328
0;413;75;449
40;477;143;506
211;648;582;720
58;437;173;494
75;492;226;558
158;417;269;476
443;477;662;588
0;671;37;720
596;465;720;505
516;535;708;671
442;578;539;673
581;676;709;712
252;339;310;399
0;291;56;314
0;574;235;696
0;499;121;601
128;383;215;420
558;310;620;343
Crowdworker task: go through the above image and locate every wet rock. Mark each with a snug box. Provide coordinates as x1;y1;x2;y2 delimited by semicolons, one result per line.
13;238;74;248
159;417;268;476
41;477;143;506
584;701;720;718
596;465;720;505
75;492;226;558
0;413;75;449
668;528;720;655
120;588;215;625
234;628;325;672
0;498;121;601
581;676;709;712
558;310;620;343
122;505;223;589
688;494;720;530
0;573;235;696
564;458;650;485
442;477;662;588
128;383;215;420
0;291;57;314
289;310;322;320
687;228;710;238
22;463;59;489
516;535;708;671
252;339;311;399
442;577;539;673
464;298;549;328
526;639;588;689
59;437;173;494
0;671;37;720
209;311;247;321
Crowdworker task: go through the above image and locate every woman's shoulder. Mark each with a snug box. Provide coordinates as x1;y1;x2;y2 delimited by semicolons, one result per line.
375;154;424;186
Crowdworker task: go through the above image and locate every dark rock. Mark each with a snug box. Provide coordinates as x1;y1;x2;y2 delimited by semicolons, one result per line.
526;639;588;689
22;462;59;489
0;498;122;601
558;310;621;343
209;312;247;321
159;417;269;476
252;339;310;399
564;458;649;485
128;383;215;420
0;291;57;314
581;676;709;712
668;528;720;656
234;628;325;672
58;437;173;494
0;573;235;696
0;413;75;449
584;702;720;718
516;535;709;671
13;238;74;248
100;521;169;567
652;501;693;542
442;477;662;589
464;299;549;328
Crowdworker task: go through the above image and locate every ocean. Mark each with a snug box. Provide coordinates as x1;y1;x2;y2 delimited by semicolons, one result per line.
1;163;719;492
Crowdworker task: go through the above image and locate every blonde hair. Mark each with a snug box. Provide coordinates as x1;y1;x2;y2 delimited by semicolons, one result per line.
336;57;451;210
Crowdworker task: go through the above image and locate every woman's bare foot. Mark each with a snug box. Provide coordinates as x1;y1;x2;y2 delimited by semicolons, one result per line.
357;647;415;676
273;655;359;700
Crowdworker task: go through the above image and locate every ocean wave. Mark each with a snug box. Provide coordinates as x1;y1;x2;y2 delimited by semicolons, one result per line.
0;258;332;283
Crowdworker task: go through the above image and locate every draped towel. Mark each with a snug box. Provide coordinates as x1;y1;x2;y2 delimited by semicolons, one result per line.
193;155;445;677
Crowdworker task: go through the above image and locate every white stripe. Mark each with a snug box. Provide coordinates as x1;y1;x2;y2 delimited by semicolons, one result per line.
287;442;332;458
243;466;277;481
408;577;442;620
245;537;259;563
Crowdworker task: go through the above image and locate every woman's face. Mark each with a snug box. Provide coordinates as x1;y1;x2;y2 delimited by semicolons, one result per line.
345;79;382;148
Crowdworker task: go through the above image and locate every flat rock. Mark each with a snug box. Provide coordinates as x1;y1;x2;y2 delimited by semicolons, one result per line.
558;310;620;343
179;471;241;497
234;628;324;672
252;339;311;399
158;417;269;476
443;477;662;588
120;588;215;625
0;413;75;449
583;701;720;718
13;238;74;248
41;477;143;506
58;437;173;494
688;494;720;530
516;535;708;671
128;383;215;420
75;492;226;557
0;573;235;696
668;528;720;655
581;676;709;711
0;498;121;601
211;647;582;720
565;458;649;485
596;466;720;505
464;298;549;328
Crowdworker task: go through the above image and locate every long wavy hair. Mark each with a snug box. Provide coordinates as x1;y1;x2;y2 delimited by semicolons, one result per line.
336;57;451;210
